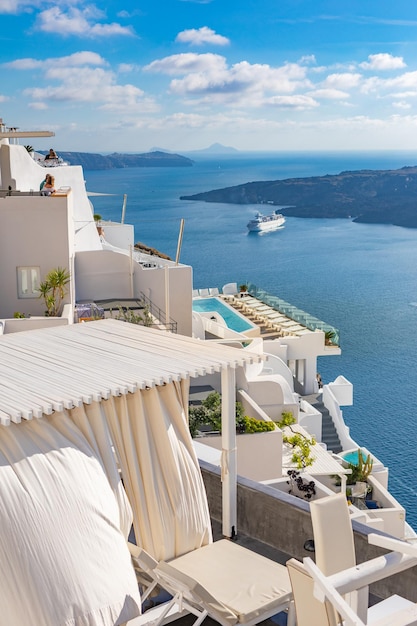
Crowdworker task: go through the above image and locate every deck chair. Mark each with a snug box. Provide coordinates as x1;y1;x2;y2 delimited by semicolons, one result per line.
129;542;160;604
131;539;295;626
303;556;417;626
199;288;210;297
209;287;220;296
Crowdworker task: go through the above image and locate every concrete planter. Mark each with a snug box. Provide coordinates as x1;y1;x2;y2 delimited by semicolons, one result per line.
199;429;283;482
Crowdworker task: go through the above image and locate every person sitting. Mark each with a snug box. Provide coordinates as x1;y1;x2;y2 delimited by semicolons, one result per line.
45;148;58;160
97;226;106;243
39;174;49;191
40;174;56;196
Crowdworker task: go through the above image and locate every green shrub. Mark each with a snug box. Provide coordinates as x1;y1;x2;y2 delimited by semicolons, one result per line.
188;391;276;437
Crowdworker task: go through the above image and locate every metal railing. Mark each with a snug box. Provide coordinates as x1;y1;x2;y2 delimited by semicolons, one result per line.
138;292;178;333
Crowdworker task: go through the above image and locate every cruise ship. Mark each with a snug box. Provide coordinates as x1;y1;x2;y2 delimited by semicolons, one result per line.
247;210;286;232
1;120;417;626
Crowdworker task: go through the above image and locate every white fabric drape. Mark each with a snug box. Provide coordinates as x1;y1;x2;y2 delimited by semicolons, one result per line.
0;413;141;626
68;402;133;538
102;381;212;561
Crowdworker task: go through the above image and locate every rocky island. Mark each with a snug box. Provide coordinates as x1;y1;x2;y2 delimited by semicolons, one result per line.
180;166;417;228
40;150;194;171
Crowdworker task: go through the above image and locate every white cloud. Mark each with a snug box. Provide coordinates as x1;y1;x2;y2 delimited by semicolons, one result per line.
4;51;106;70
145;53;227;75
322;73;362;90
265;94;319;110
360;53;406;71
11;52;157;113
35;6;135;37
24;66;147;107
0;94;8;102
118;63;137;73
392;101;411;110
309;88;349;100
0;0;28;13
28;101;48;109
175;27;230;46
390;91;417;99
298;55;316;66
146;53;311;108
361;71;417;95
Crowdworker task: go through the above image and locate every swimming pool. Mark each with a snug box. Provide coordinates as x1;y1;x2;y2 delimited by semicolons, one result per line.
192;297;256;333
341;449;371;466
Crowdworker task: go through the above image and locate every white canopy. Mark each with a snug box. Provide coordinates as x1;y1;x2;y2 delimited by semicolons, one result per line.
0;320;263;624
0;318;262;425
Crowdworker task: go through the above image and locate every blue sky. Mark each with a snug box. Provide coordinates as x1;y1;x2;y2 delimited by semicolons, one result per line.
2;0;417;152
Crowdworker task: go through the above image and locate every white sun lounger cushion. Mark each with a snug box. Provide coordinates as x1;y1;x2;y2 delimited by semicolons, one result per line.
158;539;292;624
156;560;237;626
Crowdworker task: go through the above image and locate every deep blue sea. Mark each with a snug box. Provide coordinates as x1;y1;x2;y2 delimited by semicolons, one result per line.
85;151;417;530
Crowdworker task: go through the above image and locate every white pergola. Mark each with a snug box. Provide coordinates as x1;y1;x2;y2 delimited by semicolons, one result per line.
0;318;263;537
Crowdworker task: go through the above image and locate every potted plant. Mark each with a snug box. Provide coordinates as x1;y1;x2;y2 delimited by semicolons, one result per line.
334;449;374;499
352;449;373;497
287;470;316;501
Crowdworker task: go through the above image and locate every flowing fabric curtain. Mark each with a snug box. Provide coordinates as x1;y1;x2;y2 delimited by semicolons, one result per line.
68;402;133;537
0;413;141;626
102;381;212;561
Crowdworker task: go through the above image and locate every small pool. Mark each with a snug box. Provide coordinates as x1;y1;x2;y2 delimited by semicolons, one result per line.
192;297;256;333
342;449;367;466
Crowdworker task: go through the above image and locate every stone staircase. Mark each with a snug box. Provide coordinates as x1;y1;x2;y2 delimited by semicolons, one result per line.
312;397;342;454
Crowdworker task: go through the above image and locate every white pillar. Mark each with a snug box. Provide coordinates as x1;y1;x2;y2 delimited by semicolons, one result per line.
221;366;237;538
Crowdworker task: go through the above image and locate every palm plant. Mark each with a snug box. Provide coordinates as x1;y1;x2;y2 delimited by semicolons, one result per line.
39;267;71;316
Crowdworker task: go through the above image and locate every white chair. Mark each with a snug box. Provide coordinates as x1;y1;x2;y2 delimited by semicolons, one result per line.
310;492;356;576
222;283;238;297
287;558;340;626
303;556;417;626
209;287;220;296
198;288;210;297
368;532;417;558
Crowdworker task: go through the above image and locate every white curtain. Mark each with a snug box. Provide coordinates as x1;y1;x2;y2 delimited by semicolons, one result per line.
102;381;212;561
0;379;212;625
0;413;141;626
68;402;133;537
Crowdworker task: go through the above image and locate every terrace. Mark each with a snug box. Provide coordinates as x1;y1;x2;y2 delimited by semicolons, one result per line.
1;319;416;626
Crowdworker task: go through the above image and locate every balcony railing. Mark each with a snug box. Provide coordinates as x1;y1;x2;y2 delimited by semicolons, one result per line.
247;283;340;345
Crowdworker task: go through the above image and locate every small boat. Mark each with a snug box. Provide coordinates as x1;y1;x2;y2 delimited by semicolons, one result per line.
247;210;286;232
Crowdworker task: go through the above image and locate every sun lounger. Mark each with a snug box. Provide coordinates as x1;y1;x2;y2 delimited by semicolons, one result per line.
209;287;220;296
198;288;210;297
132;539;295;626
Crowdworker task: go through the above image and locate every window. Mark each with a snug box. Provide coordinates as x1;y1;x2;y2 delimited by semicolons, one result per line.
17;266;40;298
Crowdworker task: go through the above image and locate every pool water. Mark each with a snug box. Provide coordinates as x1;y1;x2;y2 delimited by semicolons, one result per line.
192;297;255;333
342;449;365;466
